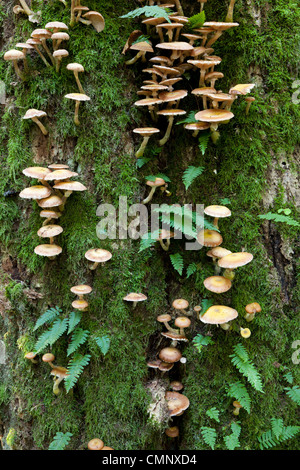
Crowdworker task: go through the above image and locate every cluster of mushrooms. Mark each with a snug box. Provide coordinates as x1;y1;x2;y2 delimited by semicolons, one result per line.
125;0;255;159
3;15;106;125
19;164;87;259
24;351;69;396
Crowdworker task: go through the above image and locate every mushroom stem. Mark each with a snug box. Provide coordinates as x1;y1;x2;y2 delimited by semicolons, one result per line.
223;268;235;281
12;60;24;81
233;407;240;416
213;217;219;229
206;31;223;48
32;116;48;136
220;322;231;331
89;261;99;271
53;376;64;395
78;17;92;26
32;45;51;67
142;186;156;205
125;51;143;65
29;357;38;364
74;101;81;126
174;0;184;16
135;136;150;158
41;39;55;67
226;0;236;23
159;238;170;251
245;312;255;322
199;69;207;87
245;101;254;115
158;116;175;146
70;0;76;26
18;0;33;16
74;72;85;94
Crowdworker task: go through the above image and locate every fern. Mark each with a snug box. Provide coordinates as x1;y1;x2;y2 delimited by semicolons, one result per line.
67;311;82;335
284;385;300;405
64;354;91;393
95;335;111;356
145;173;171;183
34;318;69;353
258;212;300;227
283;370;294;384
188;11;206;29
193;333;214;353
224;422;241;450
200;427;217;450
201;298;214;315
182;166;205;190
67;328;89;357
49;432;73;450
186;262;198;279
33;307;62;331
198;132;210;155
120;6;172;22
170;253;184;276
258;418;300;449
230;343;264;392
176;111;197;125
226;381;251;413
206;407;220;423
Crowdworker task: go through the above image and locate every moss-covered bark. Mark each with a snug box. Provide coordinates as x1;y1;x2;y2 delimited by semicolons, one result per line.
0;0;299;450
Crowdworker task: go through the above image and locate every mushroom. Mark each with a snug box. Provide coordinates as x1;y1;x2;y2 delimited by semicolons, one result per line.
84;248;112;271
156;23;184;42
45;21;69;34
52;181;87;211
87;439;104;450
123;293;147;308
51;366;68;395
72;299;89;312
200;305;238;325
19;185;52;201
155;229;174;251
197;229;223;248
22;166;52;187
42;353;56;368
134;97;163;122
218;252;254;280
229;83;256;96
82;11;105;32
53;49;69;73
191;86;217;109
165;426;179;438
156;42;194;65
31;29;55;66
4;50;26;80
204;205;231;229
184;122;210;137
26;38;51;67
157;109;186;146
51;32;70;51
174;316;191;336
70;285;93;301
133;128;160;158
165;391;190;417
159;347;182;364
172;298;189;315
24;352;38;364
195;108;234;143
245;97;255;115
142;177;167;205
187;59;221;87
66;63;85;94
64;93;91;126
170;381;184;391
34;244;62;260
126;41;154;65
244;302;261;322
157;314;177;333
40;210;62;226
240;327;251;339
37;224;63;245
203;22;239;48
233;401;243;416
226;0;237;23
22;109;48;136
44;169;78;182
15;43;33;73
203;276;232;294
15;0;41;23
37;195;64;209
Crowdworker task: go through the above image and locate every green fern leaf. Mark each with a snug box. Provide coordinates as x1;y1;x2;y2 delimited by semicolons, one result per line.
283;371;294;384
226;381;251;413
271;418;285;440
193;333;214;353
182;166;205;190
176;111;197;125
284;385;300;405
258;212;300;227
186;262;198;278
139;232;158;252
170;253;184;276
67;311;82;335
120;6;172;23
230;344;264;392
201;298;214;315
67;328;89;357
198;132;210;155
49;432;73;450
64;354;91;393
33;307;62;331
95;335;111;356
206;407;220;423
188;11;206;29
258;420;300;449
200;426;217;450
34;318;68;353
224;422;241;450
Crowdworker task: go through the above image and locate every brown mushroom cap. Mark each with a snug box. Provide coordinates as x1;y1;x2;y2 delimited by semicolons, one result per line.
50;366;68;378
185;122;210;131
245;302;261;314
195;109;234;123
71;285;93;296
197;229;223;247
72;299;89;310
82;11;105;33
37;225;63;238
147;359;162;369
45;21;68;31
130;41;153;53
48;163;69;170
210;247;232;258
133;128;160;137
203;276;232;294
53;49;69;59
51;32;70;41
22;167;51;180
229;84;256;95
37;195;63;208
174;317;191;328
34;244;62;257
233;401;243;408
19;185;52;200
157;314;172;323
85;248;112;263
200;305;238;324
53;181;87;192
64;93;91;102
159;361;174;372
170;381;184;391
25;352;37;360
67;63;85;73
165;426;179;438
218;252;254;269
146;177;166;187
191;87;216;96
204;205;232;218
156;42;194;52
23;109;47;120
40;210;61;219
165;391;190;416
161;332;189;342
4;49;25;61
159;347;182;363
172;298;189;310
157;109;186;117
87;439;104;450
123;293;147;303
203;22;239;31
42;353;55;363
159;90;188;102
44;169;78;181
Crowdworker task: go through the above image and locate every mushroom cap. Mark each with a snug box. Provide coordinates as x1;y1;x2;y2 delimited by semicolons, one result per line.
157;22;184;30
190;46;209;57
42;353;55;363
45;21;68;31
15;43;34;50
165;391;190;416
156;109;186;117
22;166;51;179
245;96;256;103
53;49;69;58
170;381;184;391
157;314;172;323
159;90;188;103
197;229;223;247
71;285;93;296
133;127;160;137
44;170;78;181
195;109;234;123
156;229;174;240
169;15;189;24
194;305;202;312
188;59;221;69
37;195;63;208
134;97;163;107
203;21;239;31
34;244;62;257
218;252;253;269
31;29;52;39
207;93;233;103
48;163;69;170
50;366;68;378
159;347;182;364
141;84;168;92
185;122;210;131
4;49;25;61
23;109;47;120
204;205;232;218
165;426;179;438
82;11;105;33
142;17;166;26
130;41;153;53
200;305;238;324
172;298;189;310
161;332;189;342
53;181;87;192
159;362;174;372
51;32;70;41
245;302;261;314
157;42;194;51
240;328;251;338
160;78;183;87
25;352;37;360
192;87;216;96
174;317;191;328
19;185;52;200
65;93;91;102
205;71;224;80
146;177;166;187
233;401;243;408
72;299;89;310
87;439;104;450
153;65;181;76
147;359;162;369
210;247;232;258
40;210;61;219
203;276;232;294
123;293;147;302
85;248;112;263
66;63;85;73
37;224;63;238
229;84;255;95
101;447;114;450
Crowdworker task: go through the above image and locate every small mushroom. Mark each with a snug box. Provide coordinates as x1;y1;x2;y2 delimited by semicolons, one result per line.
233;401;243;416
126;41;154;65
165;426;179;438
165;391;190;417
123;293;147;308
53;49;69;73
64;93;91;126
240;327;251;339
87;439;104;450
156;229;174;251
51;366;68;395
174;316;191;336
22;109;48;136
244;302;261;322
24;352;38;364
157;314;177;333
200;305;238;325
226;0;237;23
197;229;223;248
4;50;26;80
84;248;112;271
218;252;253;281
245;96;255;115
203;276;232;294
70;285;93;302
133;128;160;158
172;298;189;315
51;32;70;51
19;185;52;201
37;224;63;246
34;244;62;260
142;177;167;205
82;11;105;32
66;63;85;94
42;353;55;368
204;205;231;229
72;299;89;312
159;347;182;364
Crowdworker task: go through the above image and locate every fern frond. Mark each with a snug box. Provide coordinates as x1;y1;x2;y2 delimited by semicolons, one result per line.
34;318;68;353
67;328;89;357
49;432;73;451
230;344;264;392
283;371;294;384
198;132;210;155
170;253;184;276
120;6;172;23
182;166;205;190
186;262;198;279
67;311;82;335
177;111;197;125
206;407;220;423
224;422;241;450
271;418;284;439
139;232;158;252
64;354;91;393
188;11;206;29
284;385;300;405
200;426;217;450
258;419;300;449
193;333;214;353
95;335;111;356
226;381;251;413
33;307;62;331
258;212;300;227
